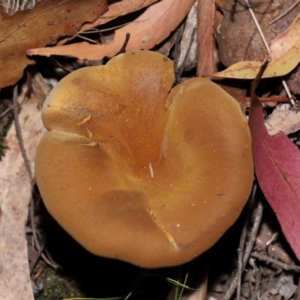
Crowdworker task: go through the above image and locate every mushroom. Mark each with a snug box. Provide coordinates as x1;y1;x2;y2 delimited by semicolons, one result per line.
35;50;253;268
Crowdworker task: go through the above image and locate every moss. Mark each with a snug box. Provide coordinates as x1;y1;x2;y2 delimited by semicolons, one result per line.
35;265;85;300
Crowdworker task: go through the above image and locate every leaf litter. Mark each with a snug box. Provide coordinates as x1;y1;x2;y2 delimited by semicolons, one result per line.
27;0;194;60
2;0;300;299
214;12;300;79
264;104;300;136
215;0;299;66
0;0;107;89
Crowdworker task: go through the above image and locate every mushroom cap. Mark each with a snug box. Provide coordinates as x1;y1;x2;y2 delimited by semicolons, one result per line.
35;51;253;268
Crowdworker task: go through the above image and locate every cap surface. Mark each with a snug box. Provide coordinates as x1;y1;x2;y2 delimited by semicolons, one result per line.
35;50;253;268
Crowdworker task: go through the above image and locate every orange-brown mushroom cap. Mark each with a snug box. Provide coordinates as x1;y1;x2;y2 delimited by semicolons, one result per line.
35;50;253;268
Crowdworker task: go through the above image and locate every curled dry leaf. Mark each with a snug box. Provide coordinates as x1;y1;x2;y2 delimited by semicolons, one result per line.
213;13;300;79
58;0;159;46
177;1;197;72
249;93;300;263
77;0;159;33
264;105;300;136
0;98;47;300
27;0;194;60
0;0;107;89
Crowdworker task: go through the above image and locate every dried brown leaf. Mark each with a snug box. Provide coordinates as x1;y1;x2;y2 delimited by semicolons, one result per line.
27;0;194;60
0;97;46;300
58;0;159;46
215;0;295;67
0;0;107;89
177;2;197;72
213;13;300;79
264;105;300;136
79;0;159;32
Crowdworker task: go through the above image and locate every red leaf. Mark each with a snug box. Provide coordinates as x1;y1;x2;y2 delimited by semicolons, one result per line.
249;93;300;260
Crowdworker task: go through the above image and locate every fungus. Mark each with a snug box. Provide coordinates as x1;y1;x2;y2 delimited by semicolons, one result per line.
35;51;253;268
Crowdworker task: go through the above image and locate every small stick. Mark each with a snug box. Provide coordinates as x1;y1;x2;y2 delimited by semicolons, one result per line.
0;105;14;118
12;86;33;181
225;185;264;300
282;79;295;106
236;219;248;300
244;0;295;105
74;33;98;44
246;96;289;103
236;185;258;299
242;200;264;267
249;280;255;300
266;233;278;246
268;1;300;26
251;252;300;272
254;266;262;299
244;0;270;53
29;240;46;274
49;57;72;73
116;33;130;55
